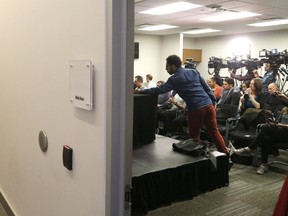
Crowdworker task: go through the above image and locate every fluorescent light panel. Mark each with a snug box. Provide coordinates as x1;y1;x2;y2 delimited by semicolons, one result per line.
202;11;260;22
140;1;202;15
183;29;221;34
248;19;288;27
138;24;178;31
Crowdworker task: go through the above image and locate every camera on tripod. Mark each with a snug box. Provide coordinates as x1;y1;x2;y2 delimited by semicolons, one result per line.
208;57;228;69
259;49;288;66
184;58;197;69
242;58;263;70
226;57;262;71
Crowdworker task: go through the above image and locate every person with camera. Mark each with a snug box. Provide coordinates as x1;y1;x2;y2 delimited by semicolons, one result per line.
136;54;229;156
233;106;288;175
229;67;256;83
262;63;277;94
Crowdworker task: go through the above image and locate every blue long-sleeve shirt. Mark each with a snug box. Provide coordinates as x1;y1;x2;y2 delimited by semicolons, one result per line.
140;67;216;111
262;70;276;94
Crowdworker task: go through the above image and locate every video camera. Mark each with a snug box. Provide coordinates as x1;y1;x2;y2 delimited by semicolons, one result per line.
259;49;288;66
227;58;245;70
208;57;228;69
242;58;263;70
208;56;263;71
184;58;196;69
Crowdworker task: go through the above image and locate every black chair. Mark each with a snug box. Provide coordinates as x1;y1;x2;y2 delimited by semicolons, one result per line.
225;108;273;164
226;108;273;147
216;104;239;144
269;142;288;167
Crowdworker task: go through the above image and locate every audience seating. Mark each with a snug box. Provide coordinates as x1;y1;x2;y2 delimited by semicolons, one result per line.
216;104;239;144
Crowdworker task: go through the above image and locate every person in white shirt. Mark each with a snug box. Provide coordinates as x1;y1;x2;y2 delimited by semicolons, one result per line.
146;74;157;89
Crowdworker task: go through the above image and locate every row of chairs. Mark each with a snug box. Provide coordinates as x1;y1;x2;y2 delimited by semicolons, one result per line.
222;106;288;169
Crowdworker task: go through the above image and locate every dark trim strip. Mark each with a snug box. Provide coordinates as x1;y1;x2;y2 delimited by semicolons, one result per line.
0;192;15;216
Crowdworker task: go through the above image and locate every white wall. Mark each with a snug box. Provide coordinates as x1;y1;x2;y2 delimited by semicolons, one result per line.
134;35;162;83
160;34;182;81
134;34;182;83
0;0;110;215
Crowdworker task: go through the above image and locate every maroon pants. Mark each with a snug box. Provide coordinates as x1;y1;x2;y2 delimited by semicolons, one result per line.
187;104;228;154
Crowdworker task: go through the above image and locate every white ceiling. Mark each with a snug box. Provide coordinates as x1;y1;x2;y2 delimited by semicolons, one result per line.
134;0;288;37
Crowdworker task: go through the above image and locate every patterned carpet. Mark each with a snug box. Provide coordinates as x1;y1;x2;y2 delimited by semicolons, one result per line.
146;157;288;216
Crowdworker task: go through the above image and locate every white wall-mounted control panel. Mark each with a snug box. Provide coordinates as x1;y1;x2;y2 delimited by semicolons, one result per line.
69;60;94;110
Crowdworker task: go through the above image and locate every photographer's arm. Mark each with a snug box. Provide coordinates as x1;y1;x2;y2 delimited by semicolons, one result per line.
273;122;288;128
229;69;252;81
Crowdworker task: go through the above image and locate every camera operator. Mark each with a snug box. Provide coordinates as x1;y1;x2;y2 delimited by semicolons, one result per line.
229;67;261;84
262;63;277;94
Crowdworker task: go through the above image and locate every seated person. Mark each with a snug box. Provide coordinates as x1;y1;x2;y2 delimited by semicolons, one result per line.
233;106;288;175
156;81;171;109
207;77;223;102
217;78;241;107
134;75;147;91
263;83;285;114
240;81;249;96
216;78;241;122
157;93;186;135
171;113;187;136
240;78;265;115
146;74;157;89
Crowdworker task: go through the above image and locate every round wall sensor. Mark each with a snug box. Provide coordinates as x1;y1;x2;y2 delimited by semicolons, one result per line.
39;130;48;152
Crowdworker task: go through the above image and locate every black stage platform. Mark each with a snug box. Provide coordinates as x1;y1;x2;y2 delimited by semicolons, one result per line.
131;135;229;215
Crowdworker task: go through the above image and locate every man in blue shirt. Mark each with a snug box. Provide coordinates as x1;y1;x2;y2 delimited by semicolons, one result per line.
262;63;277;94
139;54;228;155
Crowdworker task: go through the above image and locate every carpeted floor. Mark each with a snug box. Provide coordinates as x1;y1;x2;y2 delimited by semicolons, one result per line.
146;157;288;216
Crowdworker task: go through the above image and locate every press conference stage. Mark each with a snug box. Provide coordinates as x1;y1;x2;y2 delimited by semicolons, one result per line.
131;135;229;215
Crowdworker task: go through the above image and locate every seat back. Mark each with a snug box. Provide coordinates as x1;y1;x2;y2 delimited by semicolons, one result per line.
216;104;239;125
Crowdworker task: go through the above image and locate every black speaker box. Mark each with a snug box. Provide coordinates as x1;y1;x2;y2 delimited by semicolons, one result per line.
133;94;157;148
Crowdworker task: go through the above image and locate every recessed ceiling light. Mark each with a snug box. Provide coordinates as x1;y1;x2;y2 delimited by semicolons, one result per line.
139;1;202;15
138;24;178;31
202;11;260;22
247;19;288;27
183;28;221;34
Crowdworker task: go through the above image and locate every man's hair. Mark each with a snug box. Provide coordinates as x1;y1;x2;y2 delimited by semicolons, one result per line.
135;75;143;83
157;80;165;85
224;78;234;86
166;55;182;68
208;77;216;83
146;74;153;80
269;82;279;90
